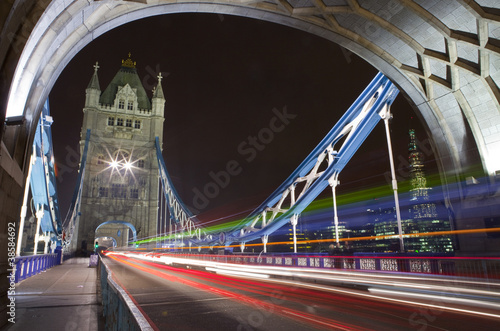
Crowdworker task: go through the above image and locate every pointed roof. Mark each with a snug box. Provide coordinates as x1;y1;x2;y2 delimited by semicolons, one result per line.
99;54;151;110
87;62;101;90
153;72;165;99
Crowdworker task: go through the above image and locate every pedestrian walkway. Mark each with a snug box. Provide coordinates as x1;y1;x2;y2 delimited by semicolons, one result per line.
4;257;102;331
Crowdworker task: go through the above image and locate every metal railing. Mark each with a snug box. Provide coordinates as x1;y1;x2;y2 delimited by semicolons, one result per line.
98;255;153;331
13;252;61;283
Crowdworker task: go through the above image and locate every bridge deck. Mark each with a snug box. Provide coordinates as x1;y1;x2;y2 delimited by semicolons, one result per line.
7;258;102;331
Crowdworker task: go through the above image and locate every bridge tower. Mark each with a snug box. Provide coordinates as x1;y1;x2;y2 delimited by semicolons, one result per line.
77;54;164;252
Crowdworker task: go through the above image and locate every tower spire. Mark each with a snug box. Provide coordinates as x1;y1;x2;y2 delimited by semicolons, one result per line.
153;72;164;100
87;61;101;90
152;72;165;117
85;62;101;107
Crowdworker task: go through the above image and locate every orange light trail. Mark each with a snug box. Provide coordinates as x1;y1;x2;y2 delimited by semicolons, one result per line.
149;227;500;250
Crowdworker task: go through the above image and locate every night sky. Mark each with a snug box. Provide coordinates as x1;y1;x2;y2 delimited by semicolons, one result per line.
49;13;429;223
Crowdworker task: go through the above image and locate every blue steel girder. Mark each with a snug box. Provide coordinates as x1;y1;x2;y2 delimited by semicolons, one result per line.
155;137;203;239
154;73;399;248
29;99;62;240
62;129;91;250
209;72;399;245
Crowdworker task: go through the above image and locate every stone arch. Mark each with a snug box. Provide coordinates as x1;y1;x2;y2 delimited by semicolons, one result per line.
95;219;138;244
94;236;117;248
3;1;500;186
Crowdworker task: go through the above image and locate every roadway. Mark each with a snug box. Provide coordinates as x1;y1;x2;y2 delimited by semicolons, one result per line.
103;253;500;330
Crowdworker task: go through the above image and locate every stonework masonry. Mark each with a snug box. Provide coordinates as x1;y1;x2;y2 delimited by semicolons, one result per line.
76;57;164;252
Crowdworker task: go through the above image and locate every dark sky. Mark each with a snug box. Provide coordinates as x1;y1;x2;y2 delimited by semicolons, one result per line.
49;13;429;222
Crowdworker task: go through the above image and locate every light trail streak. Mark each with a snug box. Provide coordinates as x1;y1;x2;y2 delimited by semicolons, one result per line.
367;288;500;310
140;226;500;249
107;254;371;331
112;251;500;298
108;252;500;320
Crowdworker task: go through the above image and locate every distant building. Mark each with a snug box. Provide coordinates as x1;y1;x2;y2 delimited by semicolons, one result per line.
76;55;165;253
408;129;438;219
405;129;453;252
366;130;453;253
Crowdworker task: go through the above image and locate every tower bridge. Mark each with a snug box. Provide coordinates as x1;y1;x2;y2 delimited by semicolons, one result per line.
2;1;500;329
77;55;164;253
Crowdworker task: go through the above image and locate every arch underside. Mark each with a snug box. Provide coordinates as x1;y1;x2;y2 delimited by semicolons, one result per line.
95;219;138;244
3;0;500;205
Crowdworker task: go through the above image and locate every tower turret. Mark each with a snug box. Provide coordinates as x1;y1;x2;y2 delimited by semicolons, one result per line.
152;72;165;117
85;62;101;108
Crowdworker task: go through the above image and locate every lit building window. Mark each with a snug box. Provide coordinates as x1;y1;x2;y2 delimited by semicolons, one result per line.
118;100;125;109
116;118;123;126
99;187;108;198
138;160;145;168
126;119;132;127
134;120;141;129
127;101;133;110
108;117;114;126
130;188;139;199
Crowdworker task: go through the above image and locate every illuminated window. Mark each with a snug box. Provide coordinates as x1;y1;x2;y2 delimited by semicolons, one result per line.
127;101;133;110
126;119;132;127
107;117;114;126
116;118;123;126
118;100;125;109
134;120;141;129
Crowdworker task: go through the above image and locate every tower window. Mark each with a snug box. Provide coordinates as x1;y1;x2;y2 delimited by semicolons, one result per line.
98;187;108;198
134;120;141;129
127;101;133;110
126;119;132;127
116;118;124;126
97;155;105;165
118;100;125;109
138;159;145;168
111;183;127;199
107;117;114;126
130;188;139;199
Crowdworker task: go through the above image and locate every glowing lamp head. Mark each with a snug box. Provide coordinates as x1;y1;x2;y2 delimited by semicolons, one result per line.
124;161;132;170
110;160;119;169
